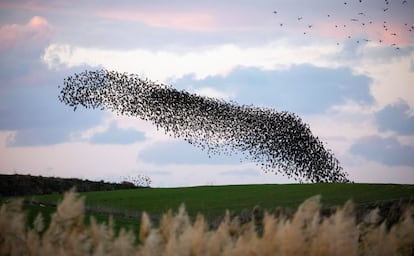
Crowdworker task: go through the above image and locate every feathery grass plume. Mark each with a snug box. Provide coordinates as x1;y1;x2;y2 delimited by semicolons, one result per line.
26;213;44;253
0;199;28;255
387;206;414;255
1;190;414;255
309;200;358;255
139;212;151;242
41;188;86;254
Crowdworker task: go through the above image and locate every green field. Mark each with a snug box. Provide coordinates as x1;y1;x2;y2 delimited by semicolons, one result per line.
17;183;413;234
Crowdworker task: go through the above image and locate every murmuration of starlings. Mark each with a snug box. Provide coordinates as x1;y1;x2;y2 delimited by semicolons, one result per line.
59;69;350;183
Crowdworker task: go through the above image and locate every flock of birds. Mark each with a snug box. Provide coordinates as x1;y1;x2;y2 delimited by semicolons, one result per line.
59;70;350;183
272;0;413;50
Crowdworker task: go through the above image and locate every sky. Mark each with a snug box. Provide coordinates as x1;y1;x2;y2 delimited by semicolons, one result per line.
1;0;414;187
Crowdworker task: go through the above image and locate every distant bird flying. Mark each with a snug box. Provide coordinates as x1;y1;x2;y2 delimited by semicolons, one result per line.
272;0;410;51
59;70;350;183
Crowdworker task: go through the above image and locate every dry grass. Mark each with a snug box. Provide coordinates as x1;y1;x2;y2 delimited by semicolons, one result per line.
1;189;413;255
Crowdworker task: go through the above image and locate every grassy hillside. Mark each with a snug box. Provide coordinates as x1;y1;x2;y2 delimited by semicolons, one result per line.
20;183;414;233
3;189;414;255
29;183;414;215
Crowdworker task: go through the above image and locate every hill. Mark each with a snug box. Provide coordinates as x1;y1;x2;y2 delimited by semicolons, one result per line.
24;183;414;232
0;174;139;196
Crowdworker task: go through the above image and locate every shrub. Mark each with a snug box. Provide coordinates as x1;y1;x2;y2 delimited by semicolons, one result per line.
1;189;413;255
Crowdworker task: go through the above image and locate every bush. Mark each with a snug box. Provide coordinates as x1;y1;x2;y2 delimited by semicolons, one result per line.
1;189;413;255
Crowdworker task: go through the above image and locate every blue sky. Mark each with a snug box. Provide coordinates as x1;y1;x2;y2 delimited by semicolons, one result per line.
1;0;413;186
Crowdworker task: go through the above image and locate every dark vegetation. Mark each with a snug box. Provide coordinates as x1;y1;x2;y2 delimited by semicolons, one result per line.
0;174;139;196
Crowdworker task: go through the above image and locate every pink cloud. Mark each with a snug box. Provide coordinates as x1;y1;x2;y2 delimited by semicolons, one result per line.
97;9;226;32
0;16;53;51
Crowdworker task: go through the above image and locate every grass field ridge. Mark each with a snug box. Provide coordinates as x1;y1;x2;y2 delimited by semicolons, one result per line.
13;183;414;234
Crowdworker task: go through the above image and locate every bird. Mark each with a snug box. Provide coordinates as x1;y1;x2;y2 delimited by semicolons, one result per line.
59;69;350;183
270;1;407;55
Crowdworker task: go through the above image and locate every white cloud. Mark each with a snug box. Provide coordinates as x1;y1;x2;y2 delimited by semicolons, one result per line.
193;87;236;100
344;157;414;184
42;41;340;82
351;50;414;109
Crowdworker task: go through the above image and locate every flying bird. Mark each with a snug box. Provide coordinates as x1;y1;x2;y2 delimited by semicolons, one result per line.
59;70;350;183
271;1;408;52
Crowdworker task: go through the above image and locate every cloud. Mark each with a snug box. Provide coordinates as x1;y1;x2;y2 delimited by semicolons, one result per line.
173;65;374;114
6;128;68;147
138;140;244;165
349;135;414;167
0;15;108;147
89;122;146;145
0;16;52;52
375;99;414;135
97;10;218;32
41;42;340;81
219;169;260;176
0;64;106;146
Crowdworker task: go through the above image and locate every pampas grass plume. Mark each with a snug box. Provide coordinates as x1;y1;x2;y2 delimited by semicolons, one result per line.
1;189;413;255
